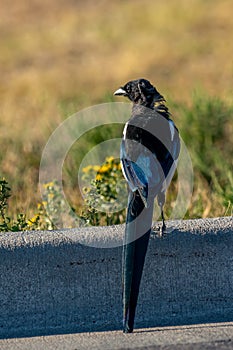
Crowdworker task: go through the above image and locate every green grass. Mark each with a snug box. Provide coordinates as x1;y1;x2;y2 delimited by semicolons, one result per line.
172;94;233;218
0;94;232;227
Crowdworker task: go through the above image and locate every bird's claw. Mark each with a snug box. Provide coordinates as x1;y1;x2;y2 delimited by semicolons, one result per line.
123;326;133;334
152;224;166;238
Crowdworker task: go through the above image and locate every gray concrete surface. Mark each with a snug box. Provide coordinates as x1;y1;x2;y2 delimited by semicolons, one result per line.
0;323;232;350
0;217;232;340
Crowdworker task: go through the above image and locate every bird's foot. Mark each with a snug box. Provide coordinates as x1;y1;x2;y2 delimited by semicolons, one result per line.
152;224;166;238
123;326;133;334
123;319;134;334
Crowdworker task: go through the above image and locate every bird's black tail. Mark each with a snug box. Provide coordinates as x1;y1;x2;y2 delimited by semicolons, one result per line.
122;191;154;333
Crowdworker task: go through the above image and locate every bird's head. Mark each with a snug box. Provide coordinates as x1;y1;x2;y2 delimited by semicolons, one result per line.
114;78;165;108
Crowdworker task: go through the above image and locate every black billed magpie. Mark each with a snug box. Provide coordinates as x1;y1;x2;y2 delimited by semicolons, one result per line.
114;78;180;333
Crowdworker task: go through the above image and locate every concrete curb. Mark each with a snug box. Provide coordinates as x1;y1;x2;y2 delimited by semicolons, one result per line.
0;217;232;339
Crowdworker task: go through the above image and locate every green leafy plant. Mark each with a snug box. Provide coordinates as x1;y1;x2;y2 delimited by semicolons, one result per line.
0;178;68;231
38;181;65;230
80;156;127;226
0;178;12;231
0;178;38;231
173;93;233;218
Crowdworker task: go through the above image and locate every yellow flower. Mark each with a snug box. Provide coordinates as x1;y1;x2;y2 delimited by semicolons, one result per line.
93;165;100;172
28;214;39;225
83;187;90;194
99;164;111;173
82;165;93;173
96;174;103;181
106;156;115;163
43;181;55;188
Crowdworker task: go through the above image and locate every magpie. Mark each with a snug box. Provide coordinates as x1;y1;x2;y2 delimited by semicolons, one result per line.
114;78;180;333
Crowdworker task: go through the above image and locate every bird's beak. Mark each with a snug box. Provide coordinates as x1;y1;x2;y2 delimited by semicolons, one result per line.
114;87;127;96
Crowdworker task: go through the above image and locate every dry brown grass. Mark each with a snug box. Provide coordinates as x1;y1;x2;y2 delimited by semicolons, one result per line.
0;0;232;218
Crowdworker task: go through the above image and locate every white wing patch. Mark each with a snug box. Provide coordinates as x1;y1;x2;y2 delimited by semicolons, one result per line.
123;122;128;140
169;120;175;141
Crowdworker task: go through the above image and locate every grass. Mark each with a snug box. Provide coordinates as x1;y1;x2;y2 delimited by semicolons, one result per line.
0;0;232;224
172;93;233;218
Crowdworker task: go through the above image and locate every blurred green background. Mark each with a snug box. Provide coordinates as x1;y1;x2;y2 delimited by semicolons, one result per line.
0;0;232;221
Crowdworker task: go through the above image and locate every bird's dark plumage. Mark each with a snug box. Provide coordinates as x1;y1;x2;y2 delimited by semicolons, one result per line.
114;78;180;333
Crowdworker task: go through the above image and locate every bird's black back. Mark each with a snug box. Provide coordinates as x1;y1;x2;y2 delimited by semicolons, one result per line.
124;103;180;176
